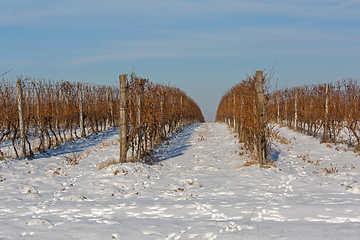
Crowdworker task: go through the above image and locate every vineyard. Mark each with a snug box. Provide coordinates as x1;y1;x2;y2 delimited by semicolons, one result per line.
216;73;360;165
0;73;204;160
215;71;268;166
267;79;360;148
1;72;360;239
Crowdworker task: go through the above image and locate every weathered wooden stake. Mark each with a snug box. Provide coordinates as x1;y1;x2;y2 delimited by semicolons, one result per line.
37;92;41;131
109;87;114;127
160;90;165;138
285;95;288;125
171;94;175;132
136;81;142;160
324;84;329;140
78;83;85;138
294;88;298;131
255;71;267;166
119;74;127;163
180;95;183;127
5;87;9;130
240;98;244;142
16;79;26;158
55;90;60;133
233;93;236;129
277;91;280;124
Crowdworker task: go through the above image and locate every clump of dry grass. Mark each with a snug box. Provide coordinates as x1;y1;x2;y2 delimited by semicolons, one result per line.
264;160;277;168
63;150;81;165
197;126;210;142
240;159;258;168
198;131;207;141
99;140;111;149
270;129;292;145
113;169;128;175
100;139;120;149
97;158;118;170
297;152;339;175
323;164;339;174
342;164;356;169
198;133;205;141
234;144;277;169
236;158;276;169
62;149;92;165
297;153;321;166
175;187;185;192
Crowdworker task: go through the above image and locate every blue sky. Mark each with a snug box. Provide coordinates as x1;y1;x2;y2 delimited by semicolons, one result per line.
1;0;360;121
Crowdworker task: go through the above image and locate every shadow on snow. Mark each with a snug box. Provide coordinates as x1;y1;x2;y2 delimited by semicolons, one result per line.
268;148;281;162
153;124;199;163
26;128;120;161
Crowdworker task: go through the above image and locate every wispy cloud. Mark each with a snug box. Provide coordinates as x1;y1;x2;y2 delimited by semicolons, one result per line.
68;22;359;66
70;51;183;66
69;37;239;65
1;0;360;26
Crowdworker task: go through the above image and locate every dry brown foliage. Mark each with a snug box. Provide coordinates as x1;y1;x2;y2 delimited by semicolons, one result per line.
216;73;271;166
267;79;360;150
62;150;82;165
113;169;128;175
323;164;339;174
97;158;118;170
0;72;204;160
297;153;339;174
269;129;292;145
62;150;91;165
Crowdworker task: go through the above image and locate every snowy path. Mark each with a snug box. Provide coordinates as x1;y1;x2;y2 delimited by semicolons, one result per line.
0;123;360;239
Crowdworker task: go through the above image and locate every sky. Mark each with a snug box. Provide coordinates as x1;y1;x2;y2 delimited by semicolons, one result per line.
1;0;360;121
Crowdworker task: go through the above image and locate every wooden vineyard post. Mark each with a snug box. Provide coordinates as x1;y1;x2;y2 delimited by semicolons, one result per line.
160;90;165;138
255;71;267;166
180;95;183;127
240;98;244;142
36;87;42;146
277;91;280;124
108;87;114;127
171;94;175;132
136;81;142;160
5;87;9;132
78;83;85;138
16;79;26;158
324;84;329;141
119;74;127;163
233;93;236;129
253;96;258;160
294;88;298;131
285;93;288;126
228;100;230;126
55;90;60;134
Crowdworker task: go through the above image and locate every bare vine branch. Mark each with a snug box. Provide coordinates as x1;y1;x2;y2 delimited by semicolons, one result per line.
0;69;12;77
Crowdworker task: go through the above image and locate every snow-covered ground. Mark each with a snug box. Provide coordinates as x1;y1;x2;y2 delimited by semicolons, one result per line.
0;122;360;239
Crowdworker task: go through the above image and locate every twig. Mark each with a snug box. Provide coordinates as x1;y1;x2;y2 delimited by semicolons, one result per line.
0;69;12;77
232;207;257;240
